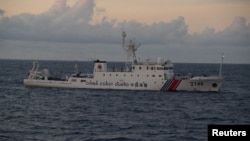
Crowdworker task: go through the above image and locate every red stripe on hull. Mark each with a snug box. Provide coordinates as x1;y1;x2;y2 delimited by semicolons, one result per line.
168;80;180;91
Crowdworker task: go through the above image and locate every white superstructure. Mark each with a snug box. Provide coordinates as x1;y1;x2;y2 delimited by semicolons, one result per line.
24;32;224;92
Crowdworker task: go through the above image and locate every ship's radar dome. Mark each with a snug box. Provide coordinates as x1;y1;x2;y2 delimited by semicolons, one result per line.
157;57;164;65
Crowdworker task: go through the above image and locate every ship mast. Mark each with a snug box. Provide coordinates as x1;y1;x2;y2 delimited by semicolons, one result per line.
122;31;126;49
219;53;224;77
122;31;140;65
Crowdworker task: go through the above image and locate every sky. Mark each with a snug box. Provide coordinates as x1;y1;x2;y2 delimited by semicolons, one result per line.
0;0;250;64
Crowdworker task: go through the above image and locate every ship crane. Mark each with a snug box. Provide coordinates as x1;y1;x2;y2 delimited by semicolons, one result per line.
122;31;140;65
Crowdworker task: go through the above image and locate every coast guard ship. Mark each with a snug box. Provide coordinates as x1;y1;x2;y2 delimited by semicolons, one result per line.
24;32;224;92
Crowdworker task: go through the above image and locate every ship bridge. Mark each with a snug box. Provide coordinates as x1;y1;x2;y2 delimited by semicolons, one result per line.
130;59;174;80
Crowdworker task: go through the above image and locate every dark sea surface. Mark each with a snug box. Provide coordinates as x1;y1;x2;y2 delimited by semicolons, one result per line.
0;60;250;141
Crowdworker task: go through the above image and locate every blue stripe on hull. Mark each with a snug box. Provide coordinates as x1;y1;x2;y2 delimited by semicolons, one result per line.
160;80;172;91
160;80;182;91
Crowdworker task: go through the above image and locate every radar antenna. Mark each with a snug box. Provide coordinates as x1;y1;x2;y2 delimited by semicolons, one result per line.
122;31;140;64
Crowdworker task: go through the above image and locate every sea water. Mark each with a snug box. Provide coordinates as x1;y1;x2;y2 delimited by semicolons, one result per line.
0;60;250;141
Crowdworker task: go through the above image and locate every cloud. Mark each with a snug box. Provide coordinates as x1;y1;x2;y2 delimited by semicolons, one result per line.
189;16;250;47
0;9;4;16
0;0;249;63
0;0;249;47
117;16;188;45
217;17;250;46
49;0;95;24
52;0;67;9
0;0;97;42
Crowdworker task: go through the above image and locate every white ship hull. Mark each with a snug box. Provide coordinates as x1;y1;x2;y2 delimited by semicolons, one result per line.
24;75;224;92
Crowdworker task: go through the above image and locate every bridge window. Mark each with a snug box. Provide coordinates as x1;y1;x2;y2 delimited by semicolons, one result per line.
164;67;173;70
157;67;164;70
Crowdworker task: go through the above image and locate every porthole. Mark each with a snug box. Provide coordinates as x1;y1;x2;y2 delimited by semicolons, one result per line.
212;83;218;88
